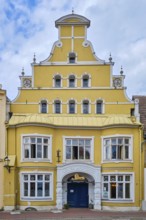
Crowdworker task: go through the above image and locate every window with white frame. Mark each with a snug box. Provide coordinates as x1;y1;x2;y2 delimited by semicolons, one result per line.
69;52;76;63
82;75;89;87
69;75;75;87
69;100;75;114
21;173;53;200
103;137;132;161
40;100;47;113
54;100;61;113
96;100;103;114
65;138;92;160
23;136;51;161
54;75;61;87
102;174;133;200
83;100;89;114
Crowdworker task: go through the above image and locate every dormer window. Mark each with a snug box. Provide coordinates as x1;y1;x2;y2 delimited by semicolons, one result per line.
69;52;76;63
82;75;89;87
54;75;61;88
40;100;47;113
69;75;75;87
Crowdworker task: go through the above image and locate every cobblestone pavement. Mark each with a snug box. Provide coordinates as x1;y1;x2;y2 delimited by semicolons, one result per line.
0;209;146;220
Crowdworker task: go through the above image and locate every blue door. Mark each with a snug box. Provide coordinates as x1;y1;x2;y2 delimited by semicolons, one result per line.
67;182;88;208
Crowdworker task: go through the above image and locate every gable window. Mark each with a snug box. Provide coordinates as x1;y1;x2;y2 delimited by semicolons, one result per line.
69;100;75;114
69;75;75;87
54;75;61;88
65;138;92;160
82;75;89;87
103;136;132;161
40;100;47;113
54;100;61;113
23;136;52;161
83;100;89;114
69;52;76;63
96;100;103;114
21;173;53;200
102;174;133;200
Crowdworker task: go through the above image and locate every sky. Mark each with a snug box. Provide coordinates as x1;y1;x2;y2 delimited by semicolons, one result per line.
0;0;146;100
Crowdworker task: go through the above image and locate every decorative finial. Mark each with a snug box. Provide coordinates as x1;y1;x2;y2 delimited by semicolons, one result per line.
109;53;112;63
120;66;124;75
72;8;74;14
33;53;36;63
21;67;25;76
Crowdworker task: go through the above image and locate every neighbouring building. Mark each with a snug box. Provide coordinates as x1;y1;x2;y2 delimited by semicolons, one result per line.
4;13;144;211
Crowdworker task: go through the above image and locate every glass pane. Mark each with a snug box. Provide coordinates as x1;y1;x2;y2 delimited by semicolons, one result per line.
55;79;61;87
72;139;78;146
112;146;116;159
103;176;108;181
125;146;129;159
55;103;60;113
110;182;116;199
79;139;84;146
73;146;78;159
85;139;90;146
37;138;42;143
83;78;88;87
83;103;89;114
44;145;48;158
118;138;123;144
66;146;71;159
125;176;130;181
38;175;43;180
45;175;50;181
41;103;47;113
24;137;29;143
31;144;36;158
125;183;130;198
118;183;123;198
30;138;35;143
85;146;90;159
105;146;110;160
118;176;123;181
125;139;129;144
25;147;29;158
45;182;50;196
103;183;108;199
117;145;123;159
105;139;110;146
110;176;116;181
79;146;84;159
66;139;71;145
24;182;28;196
44;138;48;144
69;102;75;113
111;138;116;144
37;145;42;158
30;175;35;181
69;78;75;87
30;182;35;197
24;175;28;181
97;102;102;114
37;182;43;197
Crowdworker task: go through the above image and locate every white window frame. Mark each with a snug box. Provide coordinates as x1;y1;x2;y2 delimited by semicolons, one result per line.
101;172;134;202
20;171;53;201
53;100;62;114
63;136;94;163
39;99;48;113
21;134;52;162
101;135;133;163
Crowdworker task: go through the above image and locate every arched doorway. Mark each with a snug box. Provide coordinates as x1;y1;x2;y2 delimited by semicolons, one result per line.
56;163;101;210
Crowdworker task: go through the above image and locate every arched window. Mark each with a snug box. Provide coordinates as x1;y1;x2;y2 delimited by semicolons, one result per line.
54;75;61;88
83;100;89;114
82;75;89;87
96;100;103;114
69;100;75;114
69;75;75;88
69;52;76;63
40;100;47;113
54;100;61;113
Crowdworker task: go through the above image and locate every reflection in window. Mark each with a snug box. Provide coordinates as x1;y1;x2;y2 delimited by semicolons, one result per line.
69;100;75;114
54;100;61;113
54;75;61;87
83;100;89;114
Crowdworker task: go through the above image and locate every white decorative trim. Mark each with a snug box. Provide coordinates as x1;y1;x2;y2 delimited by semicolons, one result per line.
102;206;140;211
55;41;63;48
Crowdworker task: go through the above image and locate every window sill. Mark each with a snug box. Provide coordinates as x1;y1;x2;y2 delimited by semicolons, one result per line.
21;197;53;201
21;160;52;163
64;159;93;163
102;199;134;203
102;160;133;164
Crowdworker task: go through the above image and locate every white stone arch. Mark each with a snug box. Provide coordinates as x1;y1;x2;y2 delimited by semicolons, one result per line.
56;163;101;210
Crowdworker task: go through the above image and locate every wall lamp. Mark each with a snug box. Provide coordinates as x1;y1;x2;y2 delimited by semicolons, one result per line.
4;156;11;173
57;149;61;163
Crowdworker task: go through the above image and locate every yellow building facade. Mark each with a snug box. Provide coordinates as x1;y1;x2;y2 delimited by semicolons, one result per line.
4;13;144;211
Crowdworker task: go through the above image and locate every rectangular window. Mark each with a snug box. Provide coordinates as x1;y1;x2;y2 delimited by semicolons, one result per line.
22;173;52;200
65;138;92;160
102;174;132;200
103;137;131;161
23;136;51;161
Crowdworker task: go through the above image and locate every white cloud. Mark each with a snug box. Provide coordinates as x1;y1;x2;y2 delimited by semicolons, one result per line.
0;0;146;100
